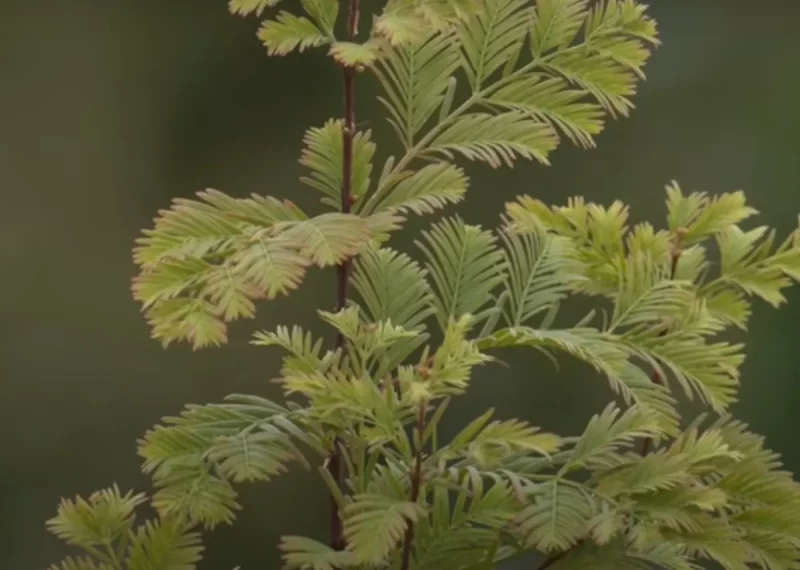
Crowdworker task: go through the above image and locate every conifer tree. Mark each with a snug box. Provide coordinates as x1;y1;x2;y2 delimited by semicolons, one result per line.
47;2;800;569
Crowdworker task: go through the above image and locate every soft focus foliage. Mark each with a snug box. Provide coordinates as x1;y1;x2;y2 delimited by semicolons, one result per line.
48;2;800;570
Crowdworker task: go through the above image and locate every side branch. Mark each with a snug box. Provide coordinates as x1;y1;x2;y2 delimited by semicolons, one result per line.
400;403;427;570
329;0;360;554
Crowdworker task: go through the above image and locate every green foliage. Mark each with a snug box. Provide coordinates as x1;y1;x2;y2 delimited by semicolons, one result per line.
46;486;203;570
48;2;800;570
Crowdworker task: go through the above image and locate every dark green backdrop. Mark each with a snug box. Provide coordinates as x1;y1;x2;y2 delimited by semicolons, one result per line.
2;2;799;568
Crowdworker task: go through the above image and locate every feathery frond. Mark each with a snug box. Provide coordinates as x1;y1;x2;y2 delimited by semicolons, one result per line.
228;0;279;17
138;396;305;526
417;217;507;329
516;479;596;552
499;224;585;327
369;162;468;216
257;11;331;56
372;30;462;147
478;326;630;394
487;74;606;148
299;120;376;207
66;7;800;570
530;0;588;56
47;486;146;549
566;403;663;473
414;476;516;570
458;0;533;89
126;520;203;570
351;246;435;331
426;111;557;167
343;494;426;564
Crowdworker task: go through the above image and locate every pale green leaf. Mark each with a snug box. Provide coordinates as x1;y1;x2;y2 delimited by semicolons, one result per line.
458;0;533;88
279;213;373;267
531;0;588;56
257;12;330;56
228;0;281;17
329;41;381;67
299;120;376;206
343;494;425;564
427;111;557;167
126;519;203;570
371;162;468;216
351;246;435;331
488;73;606;148
500;226;585;327
417;217;507;329
372;30;462;147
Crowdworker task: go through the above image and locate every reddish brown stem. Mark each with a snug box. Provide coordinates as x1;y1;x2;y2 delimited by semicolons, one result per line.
400;405;426;570
328;0;360;555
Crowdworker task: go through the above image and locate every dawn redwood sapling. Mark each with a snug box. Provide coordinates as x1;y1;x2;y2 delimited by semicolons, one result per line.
46;2;800;569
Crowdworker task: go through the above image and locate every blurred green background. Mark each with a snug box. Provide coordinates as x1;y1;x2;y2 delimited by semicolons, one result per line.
2;1;799;568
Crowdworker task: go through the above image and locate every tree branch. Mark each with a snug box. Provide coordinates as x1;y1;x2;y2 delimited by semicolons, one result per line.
329;0;360;554
400;403;427;570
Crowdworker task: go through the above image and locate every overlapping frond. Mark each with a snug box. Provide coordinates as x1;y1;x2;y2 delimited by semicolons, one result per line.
499;224;586;327
369;162;469;216
609;254;695;331
712;224;800;308
374;0;480;46
538;0;659;118
46;487;203;570
47;486;146;549
351;246;435;331
530;0;588;56
565;403;662;473
623;328;744;413
488;74;606;148
414;476;516;570
516;479;596;552
458;0;533;89
372;29;462;147
399;314;491;405
137;395;306;526
133;189;376;349
105;5;800;569
426;111;557;167
343;494;425;564
126;520;203;570
439;409;562;468
665;182;757;246
478;326;630;395
299;120;376;208
417;217;507;329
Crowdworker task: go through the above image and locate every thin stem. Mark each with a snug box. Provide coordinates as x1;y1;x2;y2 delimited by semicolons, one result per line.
400;403;427;570
329;0;360;554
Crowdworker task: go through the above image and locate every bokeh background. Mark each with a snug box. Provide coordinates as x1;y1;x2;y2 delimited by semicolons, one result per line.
2;1;799;568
